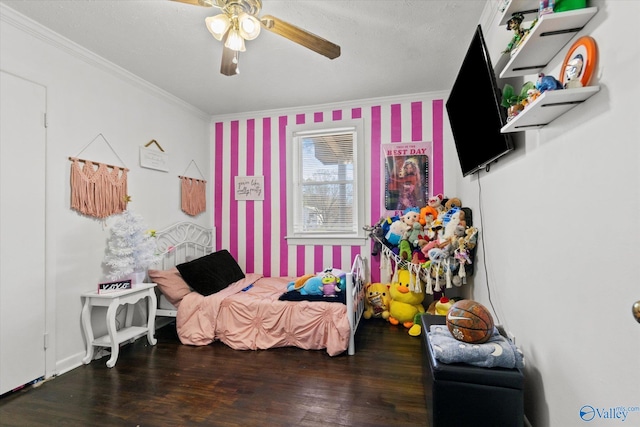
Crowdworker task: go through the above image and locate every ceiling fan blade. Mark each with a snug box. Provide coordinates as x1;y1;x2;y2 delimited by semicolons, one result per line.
170;0;224;8
220;44;240;76
260;15;340;60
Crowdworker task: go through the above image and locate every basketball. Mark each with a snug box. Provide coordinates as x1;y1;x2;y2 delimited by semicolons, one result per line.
446;299;494;344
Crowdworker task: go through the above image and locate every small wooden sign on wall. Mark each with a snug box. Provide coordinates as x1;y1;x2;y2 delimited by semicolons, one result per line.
140;147;168;172
235;176;264;201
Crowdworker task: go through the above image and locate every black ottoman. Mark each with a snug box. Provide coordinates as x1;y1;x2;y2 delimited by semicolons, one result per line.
421;314;524;427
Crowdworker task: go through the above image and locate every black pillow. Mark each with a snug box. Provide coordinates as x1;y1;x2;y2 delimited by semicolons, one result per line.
176;250;245;296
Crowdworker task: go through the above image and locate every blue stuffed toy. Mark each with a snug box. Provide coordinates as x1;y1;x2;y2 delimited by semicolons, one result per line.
535;73;564;93
286;275;324;295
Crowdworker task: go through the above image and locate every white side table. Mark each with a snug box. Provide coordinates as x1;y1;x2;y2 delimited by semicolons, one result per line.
81;283;157;368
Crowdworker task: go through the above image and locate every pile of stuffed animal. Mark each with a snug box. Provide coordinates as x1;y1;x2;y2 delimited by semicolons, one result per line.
363;269;425;336
363;268;438;337
285;268;345;297
365;194;479;294
279;268;350;302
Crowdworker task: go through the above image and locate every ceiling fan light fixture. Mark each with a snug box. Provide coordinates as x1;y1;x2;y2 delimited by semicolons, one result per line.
225;28;246;52
205;14;231;41
184;0;341;76
238;13;261;40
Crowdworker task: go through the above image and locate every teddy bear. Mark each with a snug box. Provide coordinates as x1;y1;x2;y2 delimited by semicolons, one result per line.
363;282;391;320
444;197;462;211
388;269;425;329
427;194;445;216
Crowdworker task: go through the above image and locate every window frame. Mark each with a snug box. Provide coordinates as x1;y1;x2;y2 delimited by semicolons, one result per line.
285;119;368;246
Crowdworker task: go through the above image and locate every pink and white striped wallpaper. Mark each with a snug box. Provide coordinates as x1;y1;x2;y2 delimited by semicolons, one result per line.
212;95;444;282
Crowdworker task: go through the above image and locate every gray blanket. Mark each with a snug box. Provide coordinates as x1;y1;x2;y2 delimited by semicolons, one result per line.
428;324;525;369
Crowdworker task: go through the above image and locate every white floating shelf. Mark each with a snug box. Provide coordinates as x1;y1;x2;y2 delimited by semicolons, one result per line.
498;0;541;26
499;7;598;78
500;86;600;133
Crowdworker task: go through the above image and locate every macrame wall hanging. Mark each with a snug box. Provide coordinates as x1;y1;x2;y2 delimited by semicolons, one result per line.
69;134;129;219
179;160;207;216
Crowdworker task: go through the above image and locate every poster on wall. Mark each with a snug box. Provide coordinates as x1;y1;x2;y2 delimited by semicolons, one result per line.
382;142;432;212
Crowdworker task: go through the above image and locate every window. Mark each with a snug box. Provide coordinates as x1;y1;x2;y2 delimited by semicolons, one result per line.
286;120;367;245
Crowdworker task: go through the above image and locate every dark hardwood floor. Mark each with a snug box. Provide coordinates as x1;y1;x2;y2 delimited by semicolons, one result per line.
0;320;428;426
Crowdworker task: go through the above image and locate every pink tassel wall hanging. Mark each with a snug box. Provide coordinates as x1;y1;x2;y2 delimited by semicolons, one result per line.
180;176;207;216
69;134;129;219
70;158;128;218
179;160;207;216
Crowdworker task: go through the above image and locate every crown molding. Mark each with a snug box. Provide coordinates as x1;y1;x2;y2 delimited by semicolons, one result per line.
210;90;450;123
0;4;210;121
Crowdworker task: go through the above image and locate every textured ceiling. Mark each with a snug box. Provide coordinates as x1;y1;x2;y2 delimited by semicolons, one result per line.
1;0;487;116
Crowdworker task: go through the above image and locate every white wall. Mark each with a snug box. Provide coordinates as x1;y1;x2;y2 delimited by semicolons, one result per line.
453;1;639;426
1;5;212;376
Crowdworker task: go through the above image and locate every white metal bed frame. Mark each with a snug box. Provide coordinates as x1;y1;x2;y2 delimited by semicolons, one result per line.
345;253;367;355
151;221;367;355
152;222;215;317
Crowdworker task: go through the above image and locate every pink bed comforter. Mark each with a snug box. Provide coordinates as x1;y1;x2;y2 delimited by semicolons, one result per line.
176;273;351;356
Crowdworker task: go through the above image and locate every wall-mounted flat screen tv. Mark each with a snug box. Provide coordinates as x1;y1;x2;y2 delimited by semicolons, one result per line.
446;24;515;177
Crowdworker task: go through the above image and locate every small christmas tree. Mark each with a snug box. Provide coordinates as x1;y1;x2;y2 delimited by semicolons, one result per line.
103;209;161;280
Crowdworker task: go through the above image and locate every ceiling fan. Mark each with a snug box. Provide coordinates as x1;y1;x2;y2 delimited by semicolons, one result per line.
172;0;341;76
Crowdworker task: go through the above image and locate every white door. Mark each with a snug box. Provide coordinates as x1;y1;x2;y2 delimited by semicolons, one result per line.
0;71;47;395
